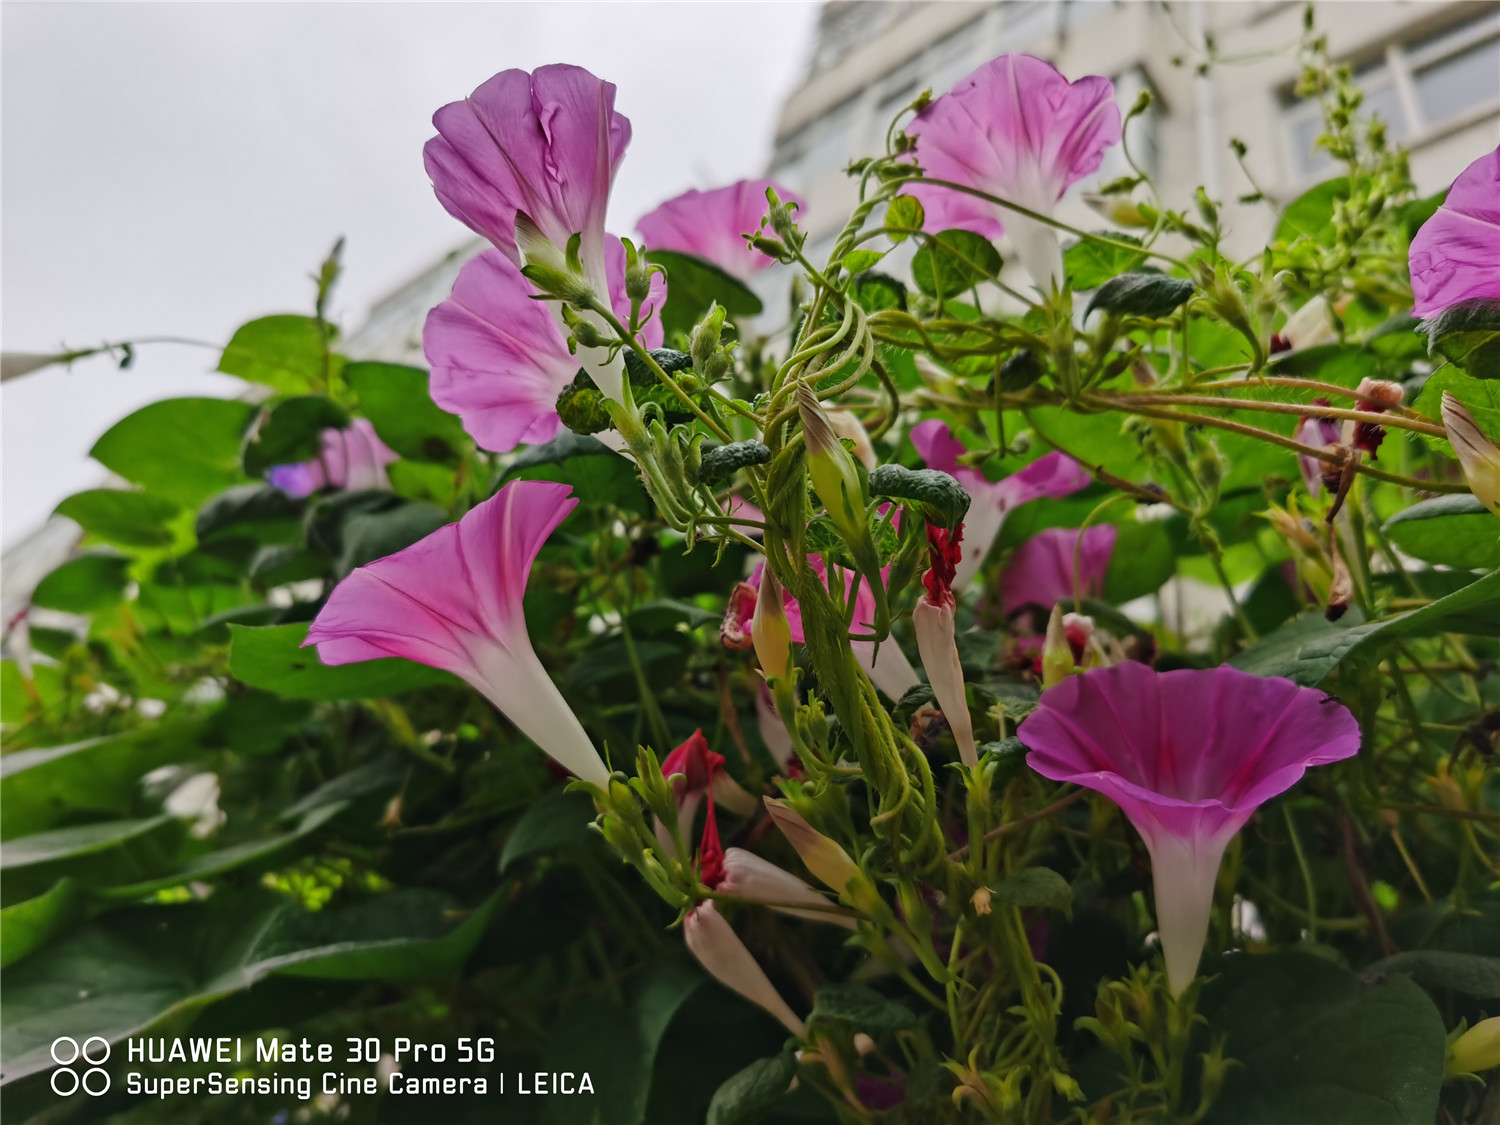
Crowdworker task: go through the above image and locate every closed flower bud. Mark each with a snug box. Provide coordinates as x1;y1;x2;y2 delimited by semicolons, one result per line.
1440;392;1500;517
621;237;653;305
691;303;726;370
826;408;877;472
752;570;795;684
799;382;869;549
684;900;806;1036
1346;378;1405;459
763;797;861;895
1447;1017;1500;1076
1041;604;1077;689
1082;192;1148;228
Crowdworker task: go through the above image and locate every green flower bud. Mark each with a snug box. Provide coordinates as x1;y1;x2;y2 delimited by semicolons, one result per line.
799;382;869;548
690;303;726;370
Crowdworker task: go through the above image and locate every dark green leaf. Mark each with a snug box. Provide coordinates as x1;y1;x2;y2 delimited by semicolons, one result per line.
228;623;456;700
912;229;1002;299
1275;177;1349;245
0;816;186;905
1413;367;1500;454
1384;494;1500;569
1230;570;1500;684
1200;951;1445;1125
1398;187;1446;242
335;500;448;576
195;484;302;545
1086;273;1195;319
1;722;205;840
849;270;907;313
1366;950;1500;998
1421;297;1500;380
813;983;916;1031
706;1052;798;1125
988;867;1072;917
344;361;470;462
0;889;501;1084
628;599;718;635
53;489;182;549
1064;233;1145;290
218;315;338;394
242;395;350;476
499;788;597;872
1103;518;1176;603
30;551;131;613
506;429;617;473
646;250;764;338
0;878;88;969
90;397;257;506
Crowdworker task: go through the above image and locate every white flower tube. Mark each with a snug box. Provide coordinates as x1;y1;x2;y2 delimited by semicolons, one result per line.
720;848;857;929
683;900;806;1036
913;595;977;768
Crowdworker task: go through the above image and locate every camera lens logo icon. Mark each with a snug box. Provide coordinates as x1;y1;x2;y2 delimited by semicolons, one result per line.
50;1037;111;1096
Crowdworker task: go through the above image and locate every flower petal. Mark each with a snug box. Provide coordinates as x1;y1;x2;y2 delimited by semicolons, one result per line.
637;179;804;283
1000;525;1116;615
684;901;806;1036
1410;146;1500;319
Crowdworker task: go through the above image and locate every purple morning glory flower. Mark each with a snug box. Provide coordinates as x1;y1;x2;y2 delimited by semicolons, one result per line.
905;54;1121;291
1409;145;1500;319
1019;663;1360;993
1000;525;1117;616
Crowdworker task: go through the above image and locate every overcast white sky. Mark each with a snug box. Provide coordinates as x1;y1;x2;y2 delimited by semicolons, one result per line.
1;1;819;546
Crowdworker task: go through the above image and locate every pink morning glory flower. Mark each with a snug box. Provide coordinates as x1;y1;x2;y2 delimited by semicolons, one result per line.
424;64;629;293
636;179;806;284
1000;525;1116;617
268;418;399;499
1409;145;1500;319
1294;400;1342;496
906;54;1121;291
423;237;665;454
1019;663;1361;994
304;479;610;788
911;420;1092;592
744;560;920;702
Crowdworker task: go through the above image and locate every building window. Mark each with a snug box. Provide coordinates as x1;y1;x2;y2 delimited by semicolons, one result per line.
1283;10;1500;179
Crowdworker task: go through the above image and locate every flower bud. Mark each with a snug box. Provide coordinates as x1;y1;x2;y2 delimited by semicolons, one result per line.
691;303;726;370
515;213;597;306
765;186;803;249
621;237;652;306
1041;604;1077;689
1447;1016;1500;1076
1082;193;1149;228
684;900;806;1036
799;383;869;549
752;569;795;684
748;234;788;260
763;797;860;895
1346;378;1405;459
720;581;757;650
1440;392;1500;517
913;593;978;767
970;887;993;916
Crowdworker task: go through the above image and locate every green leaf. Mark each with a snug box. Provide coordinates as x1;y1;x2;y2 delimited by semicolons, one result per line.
1366;950;1500;998
646;250;764;338
0;878;88;970
1421;297;1500;380
1063;233;1145;290
1103;518;1176;603
706;1052;798;1125
840;249;885;273
242;395;350;476
334;500;448;576
1384;494;1500;569
1413;367;1500;454
1;722;205;840
53;489;182;549
0;888;502;1085
885;195;924;242
218;314;337;394
628;599;719;635
911;229;1002;299
0;817;186;905
498;788;597;873
228;623;456;700
30;551;131;613
1200;951;1445;1125
511;437;649;514
562;636;689;700
988;867;1072;917
90;397;257;506
1086;273;1195;319
195;484;302;545
1275;177;1349;245
812;983;916;1031
1230;570;1500;684
344;362;470;462
849;270;908;313
1398;188;1446;241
